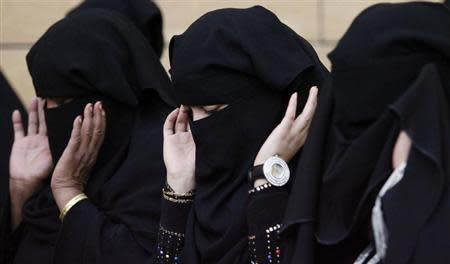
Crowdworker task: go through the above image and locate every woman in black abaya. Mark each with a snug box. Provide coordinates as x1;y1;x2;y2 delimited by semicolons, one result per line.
153;6;329;264
3;5;173;264
282;2;450;264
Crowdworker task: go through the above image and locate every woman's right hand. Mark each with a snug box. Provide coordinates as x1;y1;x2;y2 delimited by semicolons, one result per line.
10;98;53;197
163;106;196;194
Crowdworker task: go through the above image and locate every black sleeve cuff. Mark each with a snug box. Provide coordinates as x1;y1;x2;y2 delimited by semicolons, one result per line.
160;197;192;234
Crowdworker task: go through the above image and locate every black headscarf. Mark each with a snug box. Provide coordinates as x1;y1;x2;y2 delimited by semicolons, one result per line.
282;2;450;264
169;6;328;264
0;71;26;260
7;8;172;264
68;0;164;58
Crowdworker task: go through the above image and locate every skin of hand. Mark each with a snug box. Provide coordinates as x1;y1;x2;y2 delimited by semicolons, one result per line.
163;105;196;194
51;101;106;212
253;87;318;187
392;130;412;169
9;98;53;229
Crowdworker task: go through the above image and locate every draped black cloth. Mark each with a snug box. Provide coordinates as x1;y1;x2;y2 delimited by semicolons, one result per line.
168;6;328;264
282;2;450;263
0;71;26;259
3;7;173;264
68;0;164;58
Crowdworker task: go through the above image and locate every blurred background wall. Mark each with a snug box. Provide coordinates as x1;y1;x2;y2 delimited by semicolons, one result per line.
0;0;441;104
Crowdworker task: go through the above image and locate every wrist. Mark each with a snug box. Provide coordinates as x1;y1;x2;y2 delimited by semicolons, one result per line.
254;178;269;188
166;173;195;195
51;186;83;212
253;156;265;166
9;178;42;202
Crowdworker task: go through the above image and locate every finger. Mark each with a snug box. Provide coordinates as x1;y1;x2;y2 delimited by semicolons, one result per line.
88;102;106;156
64;115;83;154
78;103;93;153
163;108;179;137
175;105;189;133
293;86;318;131
12;110;25;140
27;98;39;135
37;98;47;135
187;121;191;132
283;92;298;123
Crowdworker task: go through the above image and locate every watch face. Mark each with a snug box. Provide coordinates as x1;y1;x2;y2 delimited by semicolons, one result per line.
271;163;284;178
263;156;290;186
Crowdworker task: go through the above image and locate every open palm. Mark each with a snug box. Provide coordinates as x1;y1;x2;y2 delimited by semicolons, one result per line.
10;99;53;186
163;106;196;194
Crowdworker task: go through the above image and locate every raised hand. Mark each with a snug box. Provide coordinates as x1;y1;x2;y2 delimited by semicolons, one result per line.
163;105;196;194
51;102;106;211
254;87;318;171
9;98;53;229
10;98;53;194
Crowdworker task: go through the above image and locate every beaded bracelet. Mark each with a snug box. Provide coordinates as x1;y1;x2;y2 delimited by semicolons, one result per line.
164;182;195;198
248;182;273;194
162;192;194;203
162;183;195;203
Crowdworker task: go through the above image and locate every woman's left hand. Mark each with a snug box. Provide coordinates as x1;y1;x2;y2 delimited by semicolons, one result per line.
254;86;318;167
51;101;106;211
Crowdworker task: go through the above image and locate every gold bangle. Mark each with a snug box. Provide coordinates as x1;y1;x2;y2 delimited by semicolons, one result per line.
59;193;88;221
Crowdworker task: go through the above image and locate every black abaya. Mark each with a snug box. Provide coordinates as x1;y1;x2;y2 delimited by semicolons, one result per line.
168;6;328;264
3;8;173;264
282;3;450;263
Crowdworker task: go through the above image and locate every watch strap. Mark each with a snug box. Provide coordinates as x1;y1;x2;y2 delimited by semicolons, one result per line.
249;164;265;184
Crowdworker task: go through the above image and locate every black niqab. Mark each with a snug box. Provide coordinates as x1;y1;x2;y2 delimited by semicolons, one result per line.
282;3;450;264
169;6;328;264
7;9;172;264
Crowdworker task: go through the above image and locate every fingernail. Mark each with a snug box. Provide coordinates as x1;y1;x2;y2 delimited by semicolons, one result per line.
102;110;106;116
98;102;103;110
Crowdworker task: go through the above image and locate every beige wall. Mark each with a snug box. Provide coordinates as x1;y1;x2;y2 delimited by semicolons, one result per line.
0;0;441;105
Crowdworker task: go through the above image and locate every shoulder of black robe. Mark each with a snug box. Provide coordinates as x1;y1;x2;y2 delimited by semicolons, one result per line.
67;0;164;58
11;9;173;263
169;6;329;264
281;2;450;264
0;71;26;262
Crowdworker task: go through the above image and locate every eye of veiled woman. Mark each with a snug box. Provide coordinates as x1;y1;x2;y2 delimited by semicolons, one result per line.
203;104;228;114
